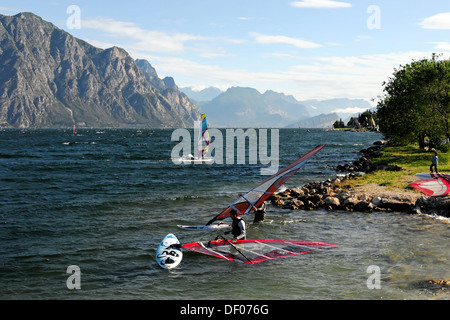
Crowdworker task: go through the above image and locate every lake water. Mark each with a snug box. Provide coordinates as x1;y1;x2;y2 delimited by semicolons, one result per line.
0;128;448;300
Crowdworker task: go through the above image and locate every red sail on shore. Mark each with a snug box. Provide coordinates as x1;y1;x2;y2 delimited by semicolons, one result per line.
410;178;450;197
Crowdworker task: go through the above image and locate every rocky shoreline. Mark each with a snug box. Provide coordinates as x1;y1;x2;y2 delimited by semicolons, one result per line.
269;140;450;218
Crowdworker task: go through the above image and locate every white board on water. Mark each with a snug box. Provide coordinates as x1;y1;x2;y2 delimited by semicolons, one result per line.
177;224;231;231
156;234;183;269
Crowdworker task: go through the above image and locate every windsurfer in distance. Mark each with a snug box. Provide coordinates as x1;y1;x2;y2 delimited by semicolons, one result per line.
225;209;246;241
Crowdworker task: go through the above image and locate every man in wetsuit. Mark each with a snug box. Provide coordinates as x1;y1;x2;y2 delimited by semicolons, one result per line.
225;209;246;241
253;202;266;223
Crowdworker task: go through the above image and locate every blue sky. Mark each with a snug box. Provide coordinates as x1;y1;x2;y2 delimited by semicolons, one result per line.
2;0;450;113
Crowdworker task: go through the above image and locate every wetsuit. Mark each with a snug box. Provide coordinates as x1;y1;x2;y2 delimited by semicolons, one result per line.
253;202;266;223
231;217;246;240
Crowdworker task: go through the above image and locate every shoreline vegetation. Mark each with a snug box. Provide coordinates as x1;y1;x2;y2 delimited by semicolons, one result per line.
270;139;450;219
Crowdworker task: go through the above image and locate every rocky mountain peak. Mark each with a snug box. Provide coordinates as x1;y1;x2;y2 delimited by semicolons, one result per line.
0;12;201;128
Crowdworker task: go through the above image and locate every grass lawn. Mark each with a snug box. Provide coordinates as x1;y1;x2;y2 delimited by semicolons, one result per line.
338;144;449;193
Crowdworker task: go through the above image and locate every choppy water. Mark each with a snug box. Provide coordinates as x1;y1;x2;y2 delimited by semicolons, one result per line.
0;128;448;300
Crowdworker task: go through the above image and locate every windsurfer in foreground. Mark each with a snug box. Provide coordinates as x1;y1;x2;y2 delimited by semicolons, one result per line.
225;209;246;241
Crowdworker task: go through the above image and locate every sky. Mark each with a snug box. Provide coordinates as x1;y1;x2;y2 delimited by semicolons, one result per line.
2;0;450;113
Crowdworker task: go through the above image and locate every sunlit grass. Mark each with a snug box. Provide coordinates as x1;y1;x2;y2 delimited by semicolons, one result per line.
339;144;449;192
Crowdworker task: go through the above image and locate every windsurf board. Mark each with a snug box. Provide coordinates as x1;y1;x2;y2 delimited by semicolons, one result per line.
156;234;183;269
175;155;214;164
177;223;231;231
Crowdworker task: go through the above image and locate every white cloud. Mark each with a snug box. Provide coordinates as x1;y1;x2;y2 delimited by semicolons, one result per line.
81;16;245;60
82;17;207;53
419;12;450;29
284;52;445;100
77;17;450;102
146;51;450;102
430;42;450;50
83;38;116;50
250;32;322;49
324;42;343;46
0;6;18;12
356;35;372;41
332;107;370;114
291;0;352;9
196;46;236;59
271;53;299;59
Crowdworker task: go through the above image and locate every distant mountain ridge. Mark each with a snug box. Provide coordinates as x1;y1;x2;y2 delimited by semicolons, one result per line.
287;113;340;129
180;86;223;102
181;86;372;128
197;87;310;128
299;99;372;117
0;12;201;128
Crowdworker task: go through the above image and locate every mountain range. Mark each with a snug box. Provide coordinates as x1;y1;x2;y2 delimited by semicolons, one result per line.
0;12;200;128
181;86;372;128
196;87;310;128
0;12;373;129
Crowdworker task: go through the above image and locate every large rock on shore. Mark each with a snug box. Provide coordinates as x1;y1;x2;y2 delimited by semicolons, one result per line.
415;197;450;217
269;177;418;214
336;140;401;174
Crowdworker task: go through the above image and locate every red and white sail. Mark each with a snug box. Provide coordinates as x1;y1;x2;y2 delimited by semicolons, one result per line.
198;113;210;158
410;178;450;197
183;239;337;264
206;144;325;225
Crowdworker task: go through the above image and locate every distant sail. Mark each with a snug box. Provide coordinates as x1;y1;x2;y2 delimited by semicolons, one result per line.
206;144;325;225
410;178;450;197
183;239;337;264
199;113;210;158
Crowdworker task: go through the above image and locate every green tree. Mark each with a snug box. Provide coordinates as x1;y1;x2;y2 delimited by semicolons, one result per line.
347;117;359;128
376;54;450;149
333;118;345;129
358;110;377;128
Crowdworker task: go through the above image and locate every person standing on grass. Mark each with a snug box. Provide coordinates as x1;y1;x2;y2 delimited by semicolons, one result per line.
430;150;439;173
